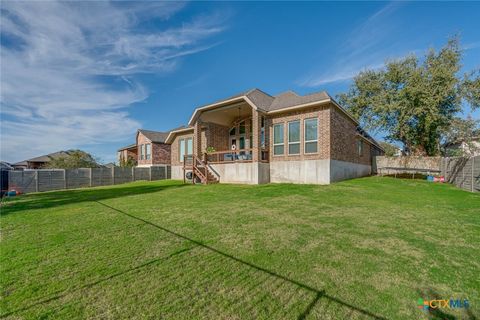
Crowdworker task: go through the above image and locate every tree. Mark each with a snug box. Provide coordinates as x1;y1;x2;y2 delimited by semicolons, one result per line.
442;116;480;156
338;37;480;156
119;155;136;168
379;141;400;157
43;150;100;169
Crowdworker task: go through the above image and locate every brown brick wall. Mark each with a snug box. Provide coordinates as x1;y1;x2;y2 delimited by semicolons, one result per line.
136;131;171;166
170;131;194;166
204;122;230;152
330;107;372;165
151;143;171;165
267;105;330;162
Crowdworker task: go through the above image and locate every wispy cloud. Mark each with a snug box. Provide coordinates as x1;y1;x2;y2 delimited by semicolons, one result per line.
0;1;225;163
299;2;405;87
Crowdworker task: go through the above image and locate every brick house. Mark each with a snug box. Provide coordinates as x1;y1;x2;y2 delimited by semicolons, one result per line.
164;88;384;184
135;129;171;167
117;144;138;166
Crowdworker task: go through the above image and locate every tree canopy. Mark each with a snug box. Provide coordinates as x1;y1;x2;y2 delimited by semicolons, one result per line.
43;150;100;169
338;37;480;156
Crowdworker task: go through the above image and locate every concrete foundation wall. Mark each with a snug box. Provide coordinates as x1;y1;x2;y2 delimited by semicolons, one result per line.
171;165;184;180
256;162;270;184
270;159;330;184
209;162;260;184
330;159;371;182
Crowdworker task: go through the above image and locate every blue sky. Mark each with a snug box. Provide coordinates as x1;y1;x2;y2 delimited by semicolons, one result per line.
1;1;479;163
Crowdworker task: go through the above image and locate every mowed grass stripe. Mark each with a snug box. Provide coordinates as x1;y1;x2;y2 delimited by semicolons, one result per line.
1;178;478;319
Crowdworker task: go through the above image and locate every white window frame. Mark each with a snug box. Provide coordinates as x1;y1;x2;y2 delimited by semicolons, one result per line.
288;120;300;155
145;143;151;160
179;138;193;163
273;123;284;156
140;144;144;160
179;139;185;162
186;138;193;156
304;118;318;154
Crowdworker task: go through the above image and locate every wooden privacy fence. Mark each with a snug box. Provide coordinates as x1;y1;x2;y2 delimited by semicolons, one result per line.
8;165;171;194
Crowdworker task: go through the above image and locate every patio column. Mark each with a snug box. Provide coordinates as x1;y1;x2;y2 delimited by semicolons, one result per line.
252;110;262;162
194;120;202;157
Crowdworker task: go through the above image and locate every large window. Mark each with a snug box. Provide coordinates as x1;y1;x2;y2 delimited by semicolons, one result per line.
186;138;193;156
179;138;193;162
273;123;284;155
304;118;318;153
145;144;151;160
179;139;185;162
288;120;300;155
140;144;144;160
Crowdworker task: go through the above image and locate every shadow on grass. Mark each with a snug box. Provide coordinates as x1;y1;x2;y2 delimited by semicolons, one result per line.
96;201;387;320
0;247;195;318
1;182;187;216
2;198;388;319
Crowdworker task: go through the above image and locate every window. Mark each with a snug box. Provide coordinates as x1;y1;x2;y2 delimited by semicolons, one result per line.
239;136;245;149
186;138;193;156
304;118;318;153
140;144;144;160
145;144;151;160
179;138;193;162
288;120;300;155
239;121;246;135
260;117;265;148
273;123;284;155
357;140;363;156
229;127;236;136
179;139;185;162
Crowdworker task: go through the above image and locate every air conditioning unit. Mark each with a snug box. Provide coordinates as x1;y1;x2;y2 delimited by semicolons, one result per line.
185;171;193;180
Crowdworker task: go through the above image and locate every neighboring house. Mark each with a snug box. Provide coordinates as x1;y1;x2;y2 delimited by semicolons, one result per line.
117;144;138;165
136;129;172;167
444;137;480;156
165;88;384;184
12;151;73;170
0;161;14;170
102;162;116;169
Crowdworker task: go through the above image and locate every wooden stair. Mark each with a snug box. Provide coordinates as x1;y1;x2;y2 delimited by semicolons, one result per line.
184;155;218;184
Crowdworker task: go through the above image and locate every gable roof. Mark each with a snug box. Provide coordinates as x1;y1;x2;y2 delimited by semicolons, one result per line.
268;90;330;112
117;143;137;152
189;88;334;125
137;129;170;143
13;150;73;166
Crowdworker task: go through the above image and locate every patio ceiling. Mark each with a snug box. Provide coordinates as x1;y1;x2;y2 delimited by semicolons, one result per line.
199;102;252;127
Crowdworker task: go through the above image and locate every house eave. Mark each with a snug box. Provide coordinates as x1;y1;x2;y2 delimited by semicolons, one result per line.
165;127;194;144
187;96;261;127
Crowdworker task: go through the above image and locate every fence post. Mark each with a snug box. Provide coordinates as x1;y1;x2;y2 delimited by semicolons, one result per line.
165;165;167;180
112;167;115;185
35;170;39;192
89;168;93;188
132;167;135;182
63;169;67;189
472;157;475;192
149;167;152;181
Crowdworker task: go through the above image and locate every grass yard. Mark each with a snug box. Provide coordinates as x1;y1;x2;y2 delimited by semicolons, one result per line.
1;177;479;319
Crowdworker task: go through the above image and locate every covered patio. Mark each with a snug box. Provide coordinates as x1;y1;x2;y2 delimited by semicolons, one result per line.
194;100;269;164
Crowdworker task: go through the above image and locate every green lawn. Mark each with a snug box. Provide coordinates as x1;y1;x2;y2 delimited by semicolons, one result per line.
1;177;479;319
